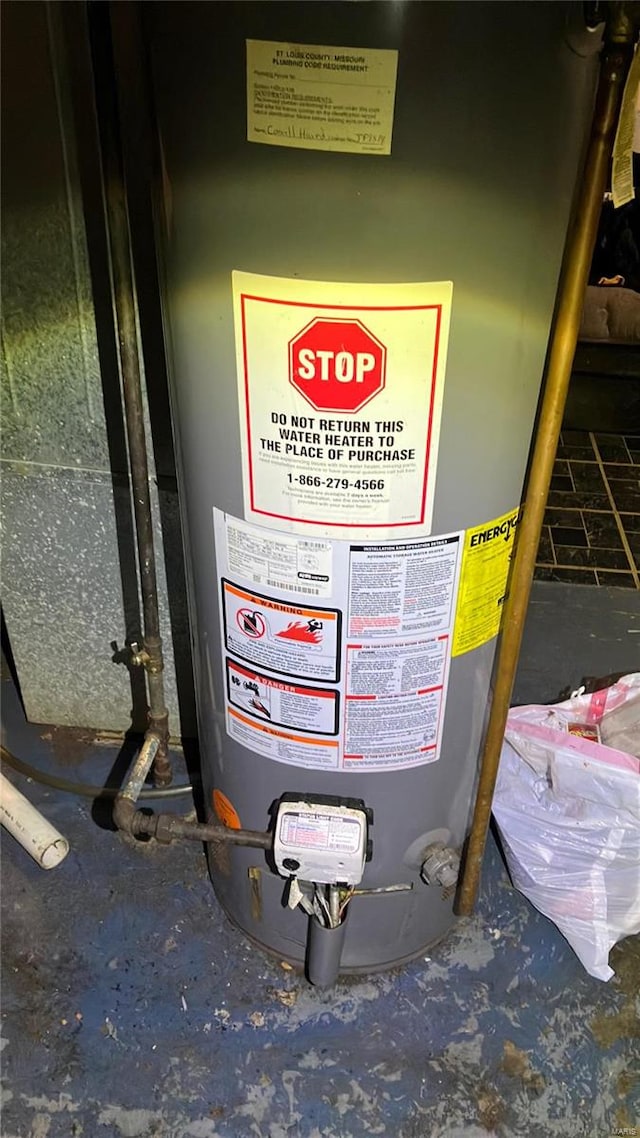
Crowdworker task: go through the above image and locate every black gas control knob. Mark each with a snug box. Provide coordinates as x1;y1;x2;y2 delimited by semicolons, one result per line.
282;857;300;872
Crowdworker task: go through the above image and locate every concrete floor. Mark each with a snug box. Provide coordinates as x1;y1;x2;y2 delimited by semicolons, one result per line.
1;581;639;1138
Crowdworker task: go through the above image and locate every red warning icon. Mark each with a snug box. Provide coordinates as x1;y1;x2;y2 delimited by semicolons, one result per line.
237;609;266;639
276;618;323;645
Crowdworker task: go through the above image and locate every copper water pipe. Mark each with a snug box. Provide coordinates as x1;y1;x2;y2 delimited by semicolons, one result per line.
457;6;637;917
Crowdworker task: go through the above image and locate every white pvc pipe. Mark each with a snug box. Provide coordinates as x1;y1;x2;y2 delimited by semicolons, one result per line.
0;772;69;869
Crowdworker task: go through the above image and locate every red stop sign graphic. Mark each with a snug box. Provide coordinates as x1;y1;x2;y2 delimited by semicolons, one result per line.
288;318;386;414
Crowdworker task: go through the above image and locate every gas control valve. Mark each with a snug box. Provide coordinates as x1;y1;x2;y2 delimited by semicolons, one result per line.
274;793;372;887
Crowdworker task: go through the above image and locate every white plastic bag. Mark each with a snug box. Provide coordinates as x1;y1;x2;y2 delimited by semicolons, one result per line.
493;673;640;981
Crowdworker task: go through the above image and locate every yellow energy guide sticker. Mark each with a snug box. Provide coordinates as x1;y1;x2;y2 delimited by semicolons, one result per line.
452;507;520;657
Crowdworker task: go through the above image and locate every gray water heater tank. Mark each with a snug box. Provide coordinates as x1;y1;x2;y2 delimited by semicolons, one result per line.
147;1;599;973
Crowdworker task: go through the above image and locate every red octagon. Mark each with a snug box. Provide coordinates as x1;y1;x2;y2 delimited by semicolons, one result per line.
288;317;386;414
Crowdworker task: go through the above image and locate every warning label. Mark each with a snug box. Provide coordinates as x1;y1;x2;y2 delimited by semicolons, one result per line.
222;579;341;682
226;659;339;736
233;272;452;539
228;707;340;770
453;506;520;657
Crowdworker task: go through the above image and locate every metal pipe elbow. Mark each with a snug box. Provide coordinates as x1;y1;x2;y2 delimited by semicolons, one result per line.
113;793;136;834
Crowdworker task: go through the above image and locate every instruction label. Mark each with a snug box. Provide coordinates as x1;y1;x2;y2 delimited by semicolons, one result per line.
279;810;362;853
348;536;460;639
233;272;452;539
343;635;449;770
340;533;461;770
344;688;444;770
453;506;520;657
222;580;341;683
246;39;398;156
346;636;448;696
226;659;339;735
224;513;332;598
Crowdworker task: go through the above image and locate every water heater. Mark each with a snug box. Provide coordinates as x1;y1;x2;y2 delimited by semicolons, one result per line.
146;2;599;976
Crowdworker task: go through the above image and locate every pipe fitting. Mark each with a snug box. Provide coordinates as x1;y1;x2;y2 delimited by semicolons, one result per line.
129;637;165;678
141;635;165;677
129;642;151;669
113;794;136;834
113;732;162;835
421;843;460;889
113;740;272;851
113;723;272;850
154;813;177;845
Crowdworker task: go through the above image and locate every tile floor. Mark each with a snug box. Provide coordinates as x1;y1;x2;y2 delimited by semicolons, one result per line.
535;431;640;589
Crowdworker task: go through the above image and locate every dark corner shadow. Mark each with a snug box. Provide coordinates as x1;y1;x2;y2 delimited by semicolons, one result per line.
61;2;197;750
111;0;198;742
1;607;25;717
61;3;148;734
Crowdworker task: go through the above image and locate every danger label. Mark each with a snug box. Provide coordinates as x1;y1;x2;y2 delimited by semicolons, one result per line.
222;579;341;682
226;659;339;735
